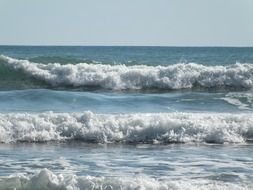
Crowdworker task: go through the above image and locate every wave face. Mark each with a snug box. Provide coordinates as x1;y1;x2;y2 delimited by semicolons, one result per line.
0;169;249;190
0;111;252;144
1;55;253;90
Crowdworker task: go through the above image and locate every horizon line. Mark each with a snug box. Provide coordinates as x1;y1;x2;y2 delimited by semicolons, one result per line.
0;44;253;48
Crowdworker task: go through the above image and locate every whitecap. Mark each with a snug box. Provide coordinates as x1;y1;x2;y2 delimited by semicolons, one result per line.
1;55;253;90
0;111;252;144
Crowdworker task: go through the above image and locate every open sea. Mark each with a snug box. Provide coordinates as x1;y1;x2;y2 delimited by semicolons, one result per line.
0;46;253;189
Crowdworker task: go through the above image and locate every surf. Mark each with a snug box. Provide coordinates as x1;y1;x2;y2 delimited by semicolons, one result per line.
1;55;253;90
0;168;249;190
0;111;252;144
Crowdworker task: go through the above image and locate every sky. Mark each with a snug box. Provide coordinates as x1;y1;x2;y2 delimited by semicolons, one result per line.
0;0;253;46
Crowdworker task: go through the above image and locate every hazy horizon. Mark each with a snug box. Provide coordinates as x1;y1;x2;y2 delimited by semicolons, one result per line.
1;45;253;48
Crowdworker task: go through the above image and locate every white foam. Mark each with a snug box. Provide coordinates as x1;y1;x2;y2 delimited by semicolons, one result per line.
1;55;253;90
222;91;253;110
221;97;249;110
0;169;249;190
0;111;252;144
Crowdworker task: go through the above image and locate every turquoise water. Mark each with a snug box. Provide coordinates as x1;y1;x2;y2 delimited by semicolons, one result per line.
0;46;253;189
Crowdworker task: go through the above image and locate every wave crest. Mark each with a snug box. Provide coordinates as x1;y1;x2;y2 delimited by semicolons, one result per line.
0;169;249;190
1;55;253;90
0;111;252;144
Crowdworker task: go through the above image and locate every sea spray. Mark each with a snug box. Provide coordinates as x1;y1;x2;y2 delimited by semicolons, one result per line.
0;111;252;144
1;55;253;90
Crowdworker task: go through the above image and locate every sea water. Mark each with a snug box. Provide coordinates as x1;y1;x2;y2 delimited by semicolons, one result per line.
0;46;253;189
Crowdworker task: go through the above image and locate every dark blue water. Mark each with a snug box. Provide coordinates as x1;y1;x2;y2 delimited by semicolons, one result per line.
1;46;253;65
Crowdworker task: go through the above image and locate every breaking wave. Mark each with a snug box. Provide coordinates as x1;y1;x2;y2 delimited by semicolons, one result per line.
1;55;253;90
0;111;253;144
0;169;249;190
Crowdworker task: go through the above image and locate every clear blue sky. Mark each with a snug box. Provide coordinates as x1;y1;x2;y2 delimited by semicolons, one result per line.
0;0;252;46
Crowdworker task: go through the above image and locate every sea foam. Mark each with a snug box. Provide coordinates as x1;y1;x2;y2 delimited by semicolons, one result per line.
0;169;248;190
1;55;253;90
221;91;253;110
0;111;252;144
0;169;249;190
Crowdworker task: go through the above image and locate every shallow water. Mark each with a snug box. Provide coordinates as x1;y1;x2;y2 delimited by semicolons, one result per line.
0;143;253;189
0;46;253;189
0;89;253;113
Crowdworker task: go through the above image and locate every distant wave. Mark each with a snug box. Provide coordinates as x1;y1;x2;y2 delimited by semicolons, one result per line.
0;111;253;144
1;55;253;90
0;169;249;190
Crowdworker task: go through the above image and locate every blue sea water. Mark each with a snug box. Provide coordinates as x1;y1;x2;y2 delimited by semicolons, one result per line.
0;46;253;189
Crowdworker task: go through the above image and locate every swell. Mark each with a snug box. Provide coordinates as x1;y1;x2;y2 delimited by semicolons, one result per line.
0;111;253;144
0;169;249;190
29;56;93;64
1;55;253;90
0;56;48;90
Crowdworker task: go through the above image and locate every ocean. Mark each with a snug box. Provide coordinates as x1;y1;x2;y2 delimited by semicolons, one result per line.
0;46;253;189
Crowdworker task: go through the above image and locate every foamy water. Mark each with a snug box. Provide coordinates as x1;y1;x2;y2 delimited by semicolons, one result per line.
0;169;249;190
1;55;253;90
0;111;252;144
0;143;252;190
0;46;253;189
